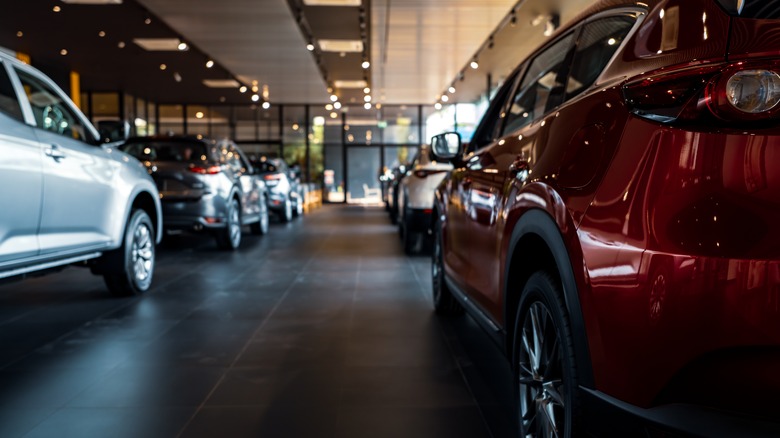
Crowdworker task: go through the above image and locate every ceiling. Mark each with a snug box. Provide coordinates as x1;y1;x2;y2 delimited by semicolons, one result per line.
0;0;598;106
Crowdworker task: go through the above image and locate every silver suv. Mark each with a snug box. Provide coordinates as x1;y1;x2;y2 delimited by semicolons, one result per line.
0;52;162;296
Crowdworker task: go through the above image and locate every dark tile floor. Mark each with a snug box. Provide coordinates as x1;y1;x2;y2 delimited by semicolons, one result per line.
0;205;515;438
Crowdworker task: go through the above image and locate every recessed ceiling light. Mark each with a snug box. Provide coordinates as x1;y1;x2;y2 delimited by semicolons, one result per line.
144;18;152;24
16;31;23;37
203;79;240;88
441;95;449;102
173;72;182;82
364;95;371;102
363;87;370;94
206;60;214;68
470;60;479;69
177;42;188;51
195;111;204;119
306;43;315;51
159;64;167;70
330;112;338;119
361;61;370;69
318;39;363;53
133;38;185;51
239;86;247;93
251;94;260;102
117;41;126;48
364;103;372;110
330;94;338;102
333;80;367;89
262;101;271;109
53;6;62;12
434;103;442;110
60;49;68;55
302;0;360;5
292;123;300;130
334;102;342;109
448;86;456;93
98;30;106;37
325;104;333;110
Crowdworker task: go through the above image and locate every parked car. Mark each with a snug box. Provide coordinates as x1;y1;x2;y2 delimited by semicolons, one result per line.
120;136;269;250
430;0;780;436
0;52;161;296
395;146;452;254
385;164;408;223
251;157;303;222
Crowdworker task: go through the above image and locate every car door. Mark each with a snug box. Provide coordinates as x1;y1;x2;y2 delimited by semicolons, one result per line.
13;66;115;255
0;61;43;265
232;144;262;223
461;32;578;317
443;70;519;298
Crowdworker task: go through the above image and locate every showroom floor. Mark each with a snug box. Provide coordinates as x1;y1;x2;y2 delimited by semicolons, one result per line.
0;205;515;438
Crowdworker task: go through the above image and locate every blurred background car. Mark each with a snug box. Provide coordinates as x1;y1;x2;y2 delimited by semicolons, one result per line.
251;157;304;222
385;164;409;225
121;136;269;250
396;146;452;254
0;51;162;296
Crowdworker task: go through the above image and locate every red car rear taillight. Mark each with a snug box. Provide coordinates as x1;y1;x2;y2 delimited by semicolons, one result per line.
623;61;780;126
188;165;222;175
705;66;780;121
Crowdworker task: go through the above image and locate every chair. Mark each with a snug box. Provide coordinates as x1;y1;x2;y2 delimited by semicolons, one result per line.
363;184;381;200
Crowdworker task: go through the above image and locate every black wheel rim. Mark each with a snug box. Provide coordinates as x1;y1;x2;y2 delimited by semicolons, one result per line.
519;301;566;438
131;221;153;283
228;200;241;247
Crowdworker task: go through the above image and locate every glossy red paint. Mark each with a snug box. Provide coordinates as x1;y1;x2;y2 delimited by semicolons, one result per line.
433;0;780;430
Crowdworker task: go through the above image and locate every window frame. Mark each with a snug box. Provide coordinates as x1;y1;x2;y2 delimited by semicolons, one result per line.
0;60;25;123
499;30;580;137
9;61;99;145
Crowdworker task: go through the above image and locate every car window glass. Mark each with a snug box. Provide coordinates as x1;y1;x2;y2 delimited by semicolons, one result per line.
468;71;520;152
121;141;208;163
565;15;636;101
15;69;90;143
502;32;574;136
254;161;277;173
223;146;243;172
0;64;24;122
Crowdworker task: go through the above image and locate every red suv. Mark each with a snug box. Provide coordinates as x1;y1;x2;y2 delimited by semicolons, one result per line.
430;0;780;435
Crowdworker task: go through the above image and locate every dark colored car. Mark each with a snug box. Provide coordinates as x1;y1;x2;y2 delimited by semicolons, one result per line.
121;136;269;250
252;158;303;222
430;0;780;436
386;164;409;225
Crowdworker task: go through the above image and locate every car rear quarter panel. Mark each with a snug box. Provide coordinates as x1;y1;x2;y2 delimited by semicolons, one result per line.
580;115;780;407
111;150;162;245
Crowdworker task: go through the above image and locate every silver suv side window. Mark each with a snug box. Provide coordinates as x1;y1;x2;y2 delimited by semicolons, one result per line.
0;64;23;122
502;32;575;136
565;15;637;100
15;69;90;143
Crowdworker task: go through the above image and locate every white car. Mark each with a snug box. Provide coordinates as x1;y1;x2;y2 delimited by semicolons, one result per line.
396;145;452;254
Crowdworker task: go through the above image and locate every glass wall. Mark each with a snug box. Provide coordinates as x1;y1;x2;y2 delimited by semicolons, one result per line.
210;106;231;139
78;90;449;202
323;144;344;203
282;105;307;177
159;104;184;134
347;146;381;204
